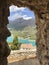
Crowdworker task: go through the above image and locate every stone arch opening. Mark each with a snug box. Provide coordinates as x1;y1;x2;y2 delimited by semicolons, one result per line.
7;5;37;51
7;5;38;64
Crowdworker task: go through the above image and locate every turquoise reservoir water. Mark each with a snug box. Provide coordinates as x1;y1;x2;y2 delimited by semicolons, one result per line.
7;36;36;46
18;38;36;46
7;36;14;43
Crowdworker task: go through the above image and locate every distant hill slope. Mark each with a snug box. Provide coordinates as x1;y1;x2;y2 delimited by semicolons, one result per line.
8;18;36;30
8;26;37;40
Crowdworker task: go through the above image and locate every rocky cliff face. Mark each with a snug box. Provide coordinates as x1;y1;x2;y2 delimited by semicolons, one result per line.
0;0;49;65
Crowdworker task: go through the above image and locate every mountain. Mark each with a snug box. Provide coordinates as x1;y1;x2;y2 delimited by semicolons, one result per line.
7;17;36;30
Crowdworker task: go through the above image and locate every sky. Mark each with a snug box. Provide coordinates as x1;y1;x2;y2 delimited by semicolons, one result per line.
8;5;35;21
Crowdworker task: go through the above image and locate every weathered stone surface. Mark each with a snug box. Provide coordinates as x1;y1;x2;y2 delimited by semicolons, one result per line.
0;0;49;65
0;0;11;65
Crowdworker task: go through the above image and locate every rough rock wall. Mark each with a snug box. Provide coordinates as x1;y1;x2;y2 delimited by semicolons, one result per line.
0;0;11;65
0;0;49;65
34;1;49;65
35;12;49;65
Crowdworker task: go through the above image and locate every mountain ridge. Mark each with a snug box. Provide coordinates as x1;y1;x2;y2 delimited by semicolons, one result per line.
8;17;36;30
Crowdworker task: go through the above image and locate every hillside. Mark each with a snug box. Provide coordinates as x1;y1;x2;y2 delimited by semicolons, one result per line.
8;26;37;40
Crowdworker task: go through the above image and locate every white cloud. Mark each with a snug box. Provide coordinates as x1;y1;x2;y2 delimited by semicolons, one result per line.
8;13;22;21
22;15;32;20
9;5;33;21
9;5;25;12
23;15;27;18
23;17;32;20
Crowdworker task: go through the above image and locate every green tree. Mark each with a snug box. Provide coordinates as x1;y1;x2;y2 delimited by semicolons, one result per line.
11;36;21;50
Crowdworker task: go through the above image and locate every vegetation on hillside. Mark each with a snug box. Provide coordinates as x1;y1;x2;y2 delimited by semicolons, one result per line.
10;36;21;50
9;26;37;40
